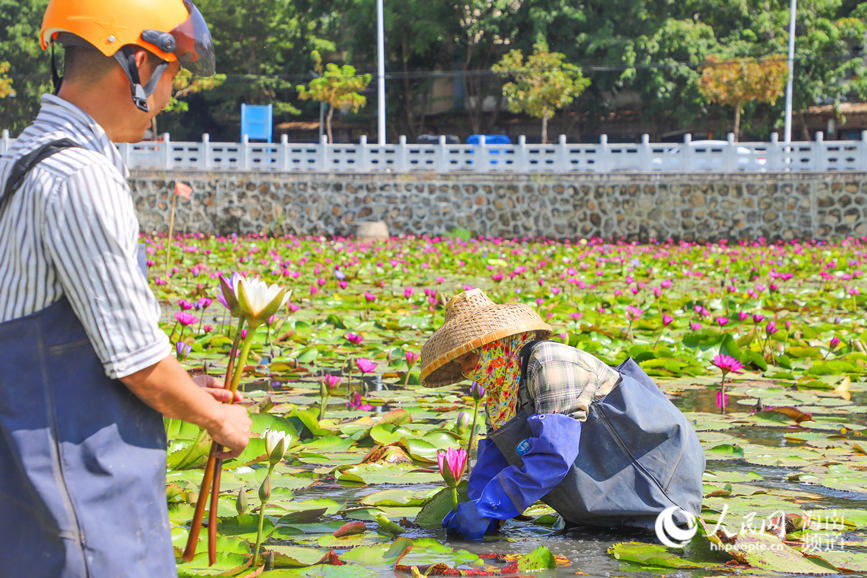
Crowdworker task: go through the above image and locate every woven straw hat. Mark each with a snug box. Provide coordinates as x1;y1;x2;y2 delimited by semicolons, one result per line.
419;289;552;387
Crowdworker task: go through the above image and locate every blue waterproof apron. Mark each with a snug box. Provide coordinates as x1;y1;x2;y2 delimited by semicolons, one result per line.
0;141;175;577
488;352;705;529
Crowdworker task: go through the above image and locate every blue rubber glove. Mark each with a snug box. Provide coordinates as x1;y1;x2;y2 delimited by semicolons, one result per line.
444;414;582;539
479;414;582;518
442;501;498;540
467;438;510;501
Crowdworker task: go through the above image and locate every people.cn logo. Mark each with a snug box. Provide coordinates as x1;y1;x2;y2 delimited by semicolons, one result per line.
654;506;698;548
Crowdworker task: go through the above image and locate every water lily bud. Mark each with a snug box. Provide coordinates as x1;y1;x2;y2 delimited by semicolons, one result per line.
406;351;418;368
217;273;242;316
455;411;470;435
258;475;271;503
236;486;248;515
470;381;486;401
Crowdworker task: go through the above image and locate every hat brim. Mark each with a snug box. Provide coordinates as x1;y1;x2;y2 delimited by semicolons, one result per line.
419;302;552;387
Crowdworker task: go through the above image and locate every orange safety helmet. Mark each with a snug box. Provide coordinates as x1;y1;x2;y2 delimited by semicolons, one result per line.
40;0;214;110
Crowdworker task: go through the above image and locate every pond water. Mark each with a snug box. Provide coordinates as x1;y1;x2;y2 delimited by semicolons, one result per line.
267;385;867;577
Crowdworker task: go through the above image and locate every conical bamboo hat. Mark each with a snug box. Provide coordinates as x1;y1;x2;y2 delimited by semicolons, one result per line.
419;289;552;387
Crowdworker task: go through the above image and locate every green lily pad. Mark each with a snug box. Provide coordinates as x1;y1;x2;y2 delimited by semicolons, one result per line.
415;482;469;528
176;552;251;576
338;537;414;567
608;541;711;569
397;537;482;567
259;564;380;577
360;488;438;507
337;463;443;485
268;545;328;567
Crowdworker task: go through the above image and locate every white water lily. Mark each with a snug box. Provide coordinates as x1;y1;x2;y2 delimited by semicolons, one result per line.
237;277;291;328
264;429;290;466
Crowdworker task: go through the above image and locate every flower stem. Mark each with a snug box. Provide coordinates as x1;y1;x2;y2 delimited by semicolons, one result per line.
253;470;272;566
466;400;480;466
182;444;218;562
450;485;459;513
222;318;245;390
207;456;223;566
184;317;244;563
318;382;329;421
229;329;257;395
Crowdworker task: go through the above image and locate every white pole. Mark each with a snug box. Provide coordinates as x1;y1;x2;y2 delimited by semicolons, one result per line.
784;0;796;143
376;0;386;145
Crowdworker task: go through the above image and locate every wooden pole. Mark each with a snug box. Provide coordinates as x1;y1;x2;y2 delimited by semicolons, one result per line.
165;191;177;281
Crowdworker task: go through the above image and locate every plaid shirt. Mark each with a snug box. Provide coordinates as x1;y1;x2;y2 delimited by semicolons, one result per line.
524;342;620;421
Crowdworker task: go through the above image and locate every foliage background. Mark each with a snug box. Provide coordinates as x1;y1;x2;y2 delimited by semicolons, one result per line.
0;0;865;141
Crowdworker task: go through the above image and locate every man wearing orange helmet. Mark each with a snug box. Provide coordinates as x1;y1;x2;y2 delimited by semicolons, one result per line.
0;1;251;576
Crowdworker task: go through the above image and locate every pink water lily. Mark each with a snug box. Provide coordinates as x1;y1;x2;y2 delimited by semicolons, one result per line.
324;375;342;390
712;354;743;415
175;311;198;326
712;354;744;376
405;351;418;367
662;314;673;326
356;357;376;373
437;447;468;488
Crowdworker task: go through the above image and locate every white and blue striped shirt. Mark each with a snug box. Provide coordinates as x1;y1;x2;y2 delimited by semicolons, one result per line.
0;94;170;379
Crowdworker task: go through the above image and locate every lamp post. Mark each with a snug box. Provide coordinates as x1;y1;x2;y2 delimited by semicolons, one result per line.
783;0;797;143
376;0;386;145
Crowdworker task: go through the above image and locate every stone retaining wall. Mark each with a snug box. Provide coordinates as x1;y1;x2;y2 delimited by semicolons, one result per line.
130;171;867;241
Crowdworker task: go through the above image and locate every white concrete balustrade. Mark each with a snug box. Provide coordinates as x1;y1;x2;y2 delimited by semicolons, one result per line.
2;130;866;172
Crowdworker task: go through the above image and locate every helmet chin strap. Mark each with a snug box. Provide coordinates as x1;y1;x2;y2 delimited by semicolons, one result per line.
113;46;169;113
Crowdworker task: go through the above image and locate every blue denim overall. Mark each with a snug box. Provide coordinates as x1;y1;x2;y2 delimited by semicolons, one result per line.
0;143;175;576
488;356;705;529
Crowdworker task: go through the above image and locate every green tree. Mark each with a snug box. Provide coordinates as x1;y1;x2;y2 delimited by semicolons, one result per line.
698;55;788;141
0;62;14;98
784;1;867;138
296;51;372;143
329;0;455;139
158;0;328;139
493;42;590;143
0;0;51;135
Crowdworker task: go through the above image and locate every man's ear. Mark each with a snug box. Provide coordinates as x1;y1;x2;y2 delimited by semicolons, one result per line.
133;49;151;76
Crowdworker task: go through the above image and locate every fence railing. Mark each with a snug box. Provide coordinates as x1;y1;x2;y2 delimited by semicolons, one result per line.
3;130;866;172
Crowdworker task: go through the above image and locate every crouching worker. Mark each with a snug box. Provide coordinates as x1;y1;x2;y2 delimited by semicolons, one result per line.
419;289;704;539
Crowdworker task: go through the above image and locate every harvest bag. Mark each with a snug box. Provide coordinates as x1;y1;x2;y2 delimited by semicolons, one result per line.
488;342;705;529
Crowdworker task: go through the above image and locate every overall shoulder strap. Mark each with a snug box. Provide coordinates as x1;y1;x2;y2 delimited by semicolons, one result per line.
0;138;80;217
516;339;545;411
518;339;544;384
